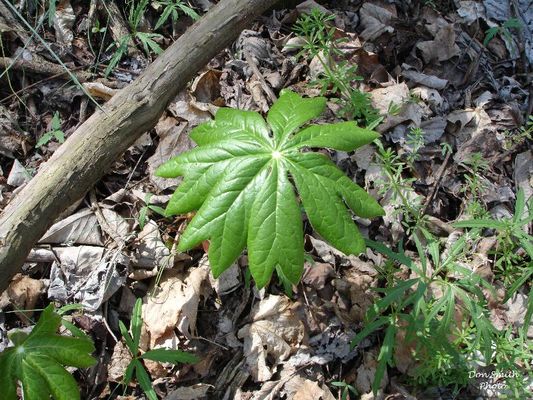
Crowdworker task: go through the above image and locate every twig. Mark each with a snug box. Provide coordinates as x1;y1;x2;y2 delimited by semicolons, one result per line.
0;56;95;81
420;150;452;216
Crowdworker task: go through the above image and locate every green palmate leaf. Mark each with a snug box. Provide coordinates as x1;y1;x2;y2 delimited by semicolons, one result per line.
248;160;303;287
288;160;365;255
267;89;326;144
284;121;379;151
156;90;384;288
0;305;96;400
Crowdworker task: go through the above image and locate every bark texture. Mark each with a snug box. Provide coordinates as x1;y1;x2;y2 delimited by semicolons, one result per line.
0;0;279;291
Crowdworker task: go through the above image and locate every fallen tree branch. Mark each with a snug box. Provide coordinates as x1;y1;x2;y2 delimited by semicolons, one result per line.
0;0;279;291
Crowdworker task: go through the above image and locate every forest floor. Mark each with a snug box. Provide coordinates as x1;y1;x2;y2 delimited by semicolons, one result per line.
0;0;532;399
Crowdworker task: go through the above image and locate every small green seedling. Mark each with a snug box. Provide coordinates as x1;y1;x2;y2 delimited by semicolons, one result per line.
36;111;65;148
0;305;96;400
105;0;163;76
157;90;384;291
154;0;199;30
91;19;107;34
484;18;522;46
331;380;358;400
138;193;167;229
119;298;198;400
293;9;380;126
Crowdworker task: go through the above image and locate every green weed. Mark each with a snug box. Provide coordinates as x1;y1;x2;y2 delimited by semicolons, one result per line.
484;18;522;46
293;9;380;126
119;298;198;400
153;0;199;30
36;111;65;148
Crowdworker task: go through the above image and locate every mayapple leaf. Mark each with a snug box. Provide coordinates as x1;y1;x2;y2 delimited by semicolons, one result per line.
156;90;384;289
248;160;304;288
283;121;379;151
267;89;326;144
0;304;96;400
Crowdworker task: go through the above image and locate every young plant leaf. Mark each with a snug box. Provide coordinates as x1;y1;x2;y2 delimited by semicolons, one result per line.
131;298;143;355
141;349;199;364
0;305;96;400
156;90;384;288
133;359;157;400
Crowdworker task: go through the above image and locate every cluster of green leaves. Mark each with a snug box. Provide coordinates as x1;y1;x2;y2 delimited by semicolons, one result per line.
36;111;65;148
0;305;96;400
293;9;380;127
153;0;199;30
455;188;533;319
351;230;498;394
461;152;490;219
503;115;533;151
119;298;198;400
351;187;532;396
106;0;160;76
484;18;522;46
105;0;199;76
331;380;358;400
157;90;384;290
405;127;425;167
374;139;424;231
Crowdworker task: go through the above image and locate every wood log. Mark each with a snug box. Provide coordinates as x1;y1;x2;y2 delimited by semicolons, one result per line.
0;0;280;291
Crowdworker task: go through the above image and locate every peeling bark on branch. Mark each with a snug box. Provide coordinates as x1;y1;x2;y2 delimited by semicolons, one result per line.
0;0;279;291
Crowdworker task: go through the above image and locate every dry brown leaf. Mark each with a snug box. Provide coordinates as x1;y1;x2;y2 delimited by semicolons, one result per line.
48;246;127;311
6;159;31;187
107;340;133;382
147;121;193;191
237;295;305;382
132;220;173;269
302;262;335;290
142;261;211;347
83;82;118;101
355;349;388;394
416;24;460;63
359;3;395;41
166;383;212;400
291;378;336;400
191;69;223;104
1;274;45;320
39;209;104;246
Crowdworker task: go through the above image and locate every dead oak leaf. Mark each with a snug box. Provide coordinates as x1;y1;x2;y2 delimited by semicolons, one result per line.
416;24;460;63
237;295;304;382
142;260;211;347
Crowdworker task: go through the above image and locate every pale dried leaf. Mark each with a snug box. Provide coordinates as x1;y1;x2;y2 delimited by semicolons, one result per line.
133;220;173;269
2;274;45;320
290;378;335;400
166;384;212;400
147;122;194;191
7;159;31;187
53;0;75;46
39;209;104;245
48;246;127;311
359;3;395;41
108;340;133;382
237;295;305;382
142;261;211;347
416;24;460;63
